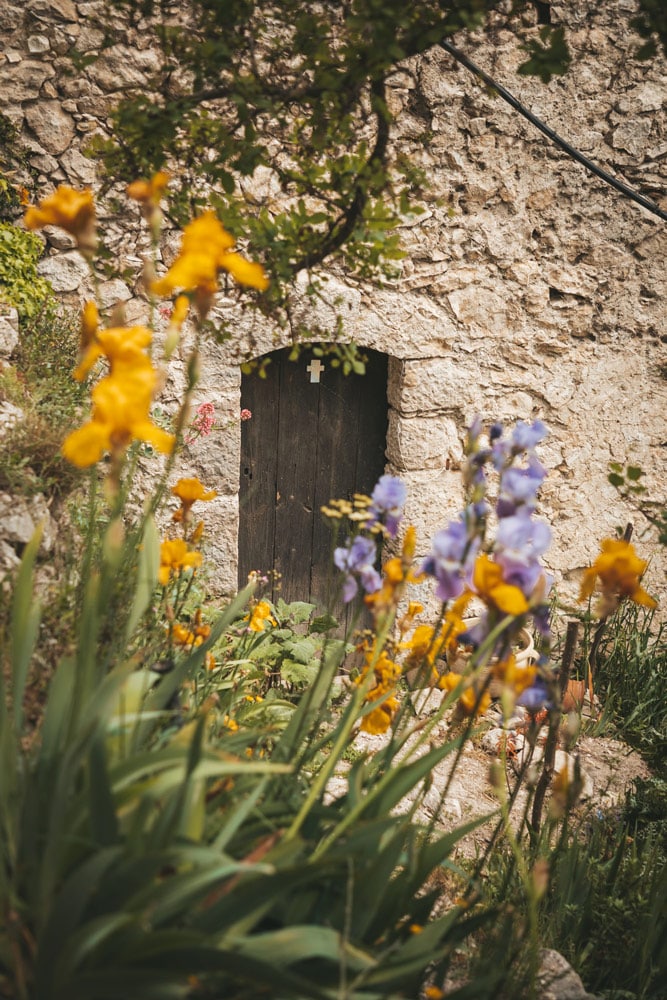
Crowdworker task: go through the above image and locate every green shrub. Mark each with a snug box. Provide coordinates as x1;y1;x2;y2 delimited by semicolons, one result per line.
484;799;667;1000
0;223;53;321
593;605;667;774
0;307;86;497
542;813;666;999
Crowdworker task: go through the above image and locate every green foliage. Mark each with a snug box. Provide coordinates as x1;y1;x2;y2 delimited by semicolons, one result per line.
0;525;511;999
625;776;667;849
9;170;664;1000
213;597;348;700
0;307;86;497
485;778;667;1000
609;462;667;547
631;0;667;60
592;604;667;774
518;25;571;84
539;813;666;999
0;113;36;222
0;224;53;321
99;0;578;319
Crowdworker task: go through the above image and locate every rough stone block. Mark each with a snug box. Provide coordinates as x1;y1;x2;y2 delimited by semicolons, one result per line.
199;494;239;596
0;308;19;357
25;100;75;155
388;356;482;415
398;469;465;546
37;251;89;292
387;411;462;470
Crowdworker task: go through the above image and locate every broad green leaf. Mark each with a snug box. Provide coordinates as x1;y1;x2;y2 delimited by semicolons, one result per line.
285;635;319;664
309;612;338;633
109;750;291;806
10;522;43;734
124;514;160;641
213;777;268;852
39;656;75;764
232;925;376;972
71;946;333;999
108;669;162;726
273;638;346;762
53;912;136;985
280;659;319;687
33;846;122;993
277;599;316;623
128;861;275;927
88;737;119;846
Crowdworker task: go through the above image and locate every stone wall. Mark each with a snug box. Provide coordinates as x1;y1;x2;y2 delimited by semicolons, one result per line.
1;0;666;607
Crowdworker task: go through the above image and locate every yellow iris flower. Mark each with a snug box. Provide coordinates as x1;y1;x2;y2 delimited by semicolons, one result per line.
74;324;153;382
492;653;536;696
438;668;491;717
170;618;211;647
79;300;100;358
172;477;217;507
365;526;423;617
580;538;657;610
473;554;529;616
171;477;218;522
158;538;203;586
362;696;400;735
62;365;174;467
152;210;269;298
170;294;190;329
24;184;97;252
127;170;170;206
248;601;277;632
355;645;402;734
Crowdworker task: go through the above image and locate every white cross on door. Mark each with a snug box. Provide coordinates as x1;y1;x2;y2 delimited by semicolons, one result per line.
306;359;325;383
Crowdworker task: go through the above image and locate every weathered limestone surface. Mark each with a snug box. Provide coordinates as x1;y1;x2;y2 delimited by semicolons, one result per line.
1;0;666;603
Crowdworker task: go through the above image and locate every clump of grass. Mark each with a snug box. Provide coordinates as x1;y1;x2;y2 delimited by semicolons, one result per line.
0;304;86;498
543;807;666;999
482;793;667;1000
592;604;667;774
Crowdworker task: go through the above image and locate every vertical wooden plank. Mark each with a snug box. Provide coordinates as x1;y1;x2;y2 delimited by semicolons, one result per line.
238;356;280;590
311;349;388;629
310;353;356;625
351;350;389;632
273;352;320;604
354;349;389;496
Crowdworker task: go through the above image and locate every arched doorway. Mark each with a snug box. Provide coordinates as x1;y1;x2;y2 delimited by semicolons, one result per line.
238;346;388;622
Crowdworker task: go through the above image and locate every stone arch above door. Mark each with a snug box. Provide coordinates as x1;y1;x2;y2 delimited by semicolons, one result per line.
238;346;388;619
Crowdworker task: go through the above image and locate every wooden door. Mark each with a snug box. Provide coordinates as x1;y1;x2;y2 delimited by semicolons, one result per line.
238;347;388;621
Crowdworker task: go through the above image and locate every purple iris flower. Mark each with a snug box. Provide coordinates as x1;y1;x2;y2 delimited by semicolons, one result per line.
491;436;511;471
511;420;547;453
494;514;551;597
334;535;382;603
497;459;547;517
421;520;478;603
367;474;407;538
496;514;551;561
467;415;483;442
532;603;552;637
517;676;553;713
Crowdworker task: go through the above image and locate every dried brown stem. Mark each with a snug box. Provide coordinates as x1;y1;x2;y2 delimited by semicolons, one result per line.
529;619;580;834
